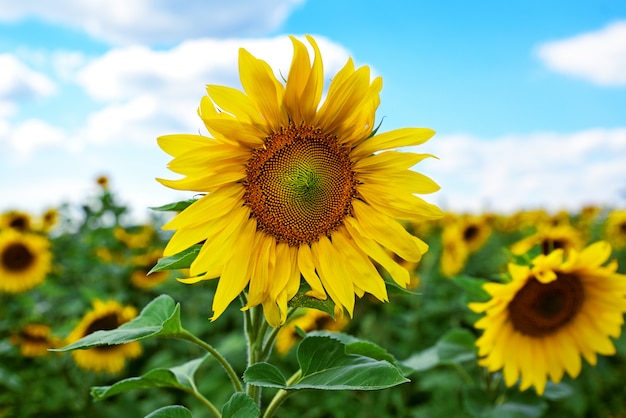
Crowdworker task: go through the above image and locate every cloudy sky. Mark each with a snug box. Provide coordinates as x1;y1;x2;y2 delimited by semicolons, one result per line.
1;0;625;220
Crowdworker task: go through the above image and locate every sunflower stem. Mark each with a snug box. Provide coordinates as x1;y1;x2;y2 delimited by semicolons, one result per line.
262;370;302;418
243;302;265;407
260;307;297;361
187;387;222;418
179;329;244;393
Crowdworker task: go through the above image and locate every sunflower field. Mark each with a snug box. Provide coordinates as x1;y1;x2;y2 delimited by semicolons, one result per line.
2;36;626;418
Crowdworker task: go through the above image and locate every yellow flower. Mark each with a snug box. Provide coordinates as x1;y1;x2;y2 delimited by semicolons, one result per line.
440;214;492;277
604;209;626;249
0;210;33;232
131;249;169;289
10;324;60;357
114;225;157;249
510;224;584;256
469;241;626;395
66;300;142;374
96;175;109;189
275;308;349;355
157;35;441;326
0;229;52;293
40;208;60;233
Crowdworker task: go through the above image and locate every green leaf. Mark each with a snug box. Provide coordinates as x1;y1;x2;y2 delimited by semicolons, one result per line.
91;355;208;400
463;387;548;418
243;363;287;387
221;392;261;418
288;282;336;318
244;336;408;391
149;245;202;273
452;275;491;302
144;405;192;418
150;199;198;212
307;331;397;365
402;328;477;373
53;294;185;351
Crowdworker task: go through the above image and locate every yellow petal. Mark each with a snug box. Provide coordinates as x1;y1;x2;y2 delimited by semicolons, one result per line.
312;236;355;315
210;218;257;321
297;244;327;300
358;183;443;221
352;128;435;159
206;84;264;125
157;134;213;157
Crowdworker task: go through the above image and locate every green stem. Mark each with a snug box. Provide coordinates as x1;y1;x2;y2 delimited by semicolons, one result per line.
179;329;244;393
262;370;302;418
245;305;264;406
260;307;297;361
187;388;222;418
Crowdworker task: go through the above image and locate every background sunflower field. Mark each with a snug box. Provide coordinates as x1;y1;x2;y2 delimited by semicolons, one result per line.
2;179;626;417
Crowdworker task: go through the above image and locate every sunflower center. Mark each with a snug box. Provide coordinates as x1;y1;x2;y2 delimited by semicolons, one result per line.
85;313;122;352
244;124;357;246
2;243;34;272
463;225;479;242
508;273;584;337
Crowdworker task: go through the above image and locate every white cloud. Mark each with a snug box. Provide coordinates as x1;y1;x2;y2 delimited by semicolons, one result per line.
536;20;626;86
69;35;352;146
0;0;304;45
0;54;56;101
4;119;66;157
415;128;626;213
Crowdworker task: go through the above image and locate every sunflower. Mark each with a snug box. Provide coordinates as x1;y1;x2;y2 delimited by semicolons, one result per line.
440;213;492;277
96;175;110;190
0;229;52;293
66;300;142;374
10;324;60;357
604;209;626;249
469;241;626;395
0;210;33;232
510;224;584;257
157;35;441;326
131;249;169;289
114;225;157;249
275;308;349;355
40;208;59;233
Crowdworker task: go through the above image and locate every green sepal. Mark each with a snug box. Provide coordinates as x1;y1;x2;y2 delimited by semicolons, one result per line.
288;282;336;318
150;199;199;212
149;245;202;274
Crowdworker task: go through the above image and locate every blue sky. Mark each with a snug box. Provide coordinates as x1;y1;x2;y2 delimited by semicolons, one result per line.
1;0;625;219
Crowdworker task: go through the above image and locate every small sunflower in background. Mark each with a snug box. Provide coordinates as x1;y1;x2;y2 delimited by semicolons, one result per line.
157;35;441;326
40;208;60;233
604;209;626;249
10;324;60;357
66;300;142;374
130;249;169;289
0;229;52;293
0;210;33;232
275;308;349;355
510;223;585;256
440;214;491;277
114;225;158;250
469;241;626;395
95;175;110;190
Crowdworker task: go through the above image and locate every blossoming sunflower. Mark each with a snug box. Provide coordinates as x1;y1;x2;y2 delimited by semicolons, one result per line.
157;35;441;326
66;300;142;374
10;324;60;357
469;241;626;395
131;249;169;289
0;229;52;293
0;210;33;232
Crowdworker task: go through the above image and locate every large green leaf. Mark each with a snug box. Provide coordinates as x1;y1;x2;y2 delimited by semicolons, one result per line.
221;392;260;418
244;335;408;390
91;355;208;400
402;328;477;373
149;245;202;273
307;331;397;364
144;405;193;418
53;294;184;351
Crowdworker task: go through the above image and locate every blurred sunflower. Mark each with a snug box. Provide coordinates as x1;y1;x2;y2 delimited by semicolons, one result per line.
275;308;349;355
157;35;441;326
604;209;626;249
440;214;491;277
66;300;142;374
0;210;33;232
0;229;52;293
40;208;59;233
114;225;157;249
131;249;169;289
10;324;60;357
511;224;584;256
469;241;626;395
96;175;109;190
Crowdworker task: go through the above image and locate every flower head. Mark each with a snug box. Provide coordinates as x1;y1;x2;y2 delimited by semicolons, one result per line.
469;241;626;395
66;300;142;374
10;324;60;357
157;35;441;326
0;229;52;293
